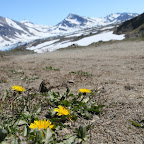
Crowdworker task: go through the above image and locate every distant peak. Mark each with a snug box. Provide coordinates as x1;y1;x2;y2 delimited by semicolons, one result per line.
21;20;33;24
107;12;138;16
105;12;139;21
67;13;79;19
68;13;76;16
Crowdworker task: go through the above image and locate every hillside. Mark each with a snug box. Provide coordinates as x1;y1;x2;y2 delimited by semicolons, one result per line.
115;13;144;37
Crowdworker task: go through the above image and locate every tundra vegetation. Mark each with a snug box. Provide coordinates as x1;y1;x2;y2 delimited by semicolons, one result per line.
0;85;104;143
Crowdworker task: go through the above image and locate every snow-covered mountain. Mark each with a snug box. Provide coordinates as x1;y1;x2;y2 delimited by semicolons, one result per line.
21;20;51;34
0;12;138;51
105;12;138;22
0;17;53;50
53;13;138;32
0;16;31;42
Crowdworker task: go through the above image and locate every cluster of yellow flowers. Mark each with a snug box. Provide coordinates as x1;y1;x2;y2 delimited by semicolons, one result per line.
54;105;71;116
12;85;25;92
11;85;91;130
78;88;91;93
29;119;54;130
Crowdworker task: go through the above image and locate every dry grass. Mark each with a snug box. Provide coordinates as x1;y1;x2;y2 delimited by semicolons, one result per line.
0;40;144;143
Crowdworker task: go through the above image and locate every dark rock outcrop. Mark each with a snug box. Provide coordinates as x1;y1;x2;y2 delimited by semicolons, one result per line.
115;13;144;37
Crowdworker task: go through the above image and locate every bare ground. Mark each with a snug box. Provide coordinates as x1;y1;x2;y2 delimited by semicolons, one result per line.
0;40;144;143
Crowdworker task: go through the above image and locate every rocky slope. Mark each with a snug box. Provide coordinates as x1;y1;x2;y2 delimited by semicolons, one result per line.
115;12;144;37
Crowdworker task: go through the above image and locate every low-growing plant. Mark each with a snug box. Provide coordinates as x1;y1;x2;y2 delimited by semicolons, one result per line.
0;77;7;83
70;71;92;76
44;66;60;71
0;85;104;143
21;75;39;81
130;120;144;128
10;69;24;74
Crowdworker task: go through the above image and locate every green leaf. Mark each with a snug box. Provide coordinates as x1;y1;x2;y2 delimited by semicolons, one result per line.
71;115;77;121
62;100;69;106
36;106;41;114
60;96;66;101
88;105;104;114
1;142;9;144
82;97;89;103
83;114;91;120
0;128;8;142
66;87;70;95
130;120;144;128
11;137;18;144
44;66;53;71
45;128;53;144
96;105;105;109
23;126;28;137
17;120;27;126
65;135;76;144
77;125;87;139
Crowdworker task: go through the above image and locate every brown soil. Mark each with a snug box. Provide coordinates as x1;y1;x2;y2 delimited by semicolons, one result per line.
0;40;144;143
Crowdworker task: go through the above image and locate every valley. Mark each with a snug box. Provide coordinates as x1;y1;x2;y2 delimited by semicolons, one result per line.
0;13;137;52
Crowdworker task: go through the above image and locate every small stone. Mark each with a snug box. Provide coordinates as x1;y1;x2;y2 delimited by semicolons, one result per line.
39;80;50;92
68;80;74;83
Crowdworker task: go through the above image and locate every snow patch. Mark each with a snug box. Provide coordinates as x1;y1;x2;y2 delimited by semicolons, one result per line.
66;18;81;25
26;31;125;53
27;39;59;52
74;31;125;46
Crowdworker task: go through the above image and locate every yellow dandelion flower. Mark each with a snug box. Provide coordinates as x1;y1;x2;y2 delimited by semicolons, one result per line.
12;85;26;92
78;89;91;93
29;119;54;130
54;105;71;116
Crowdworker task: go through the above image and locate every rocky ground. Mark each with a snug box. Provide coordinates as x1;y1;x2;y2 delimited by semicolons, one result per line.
0;40;144;143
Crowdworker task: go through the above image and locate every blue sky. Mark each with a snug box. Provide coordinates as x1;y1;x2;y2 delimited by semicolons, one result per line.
0;0;143;25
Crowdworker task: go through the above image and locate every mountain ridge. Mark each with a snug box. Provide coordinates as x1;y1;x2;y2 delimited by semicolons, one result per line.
0;12;139;51
52;13;138;32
